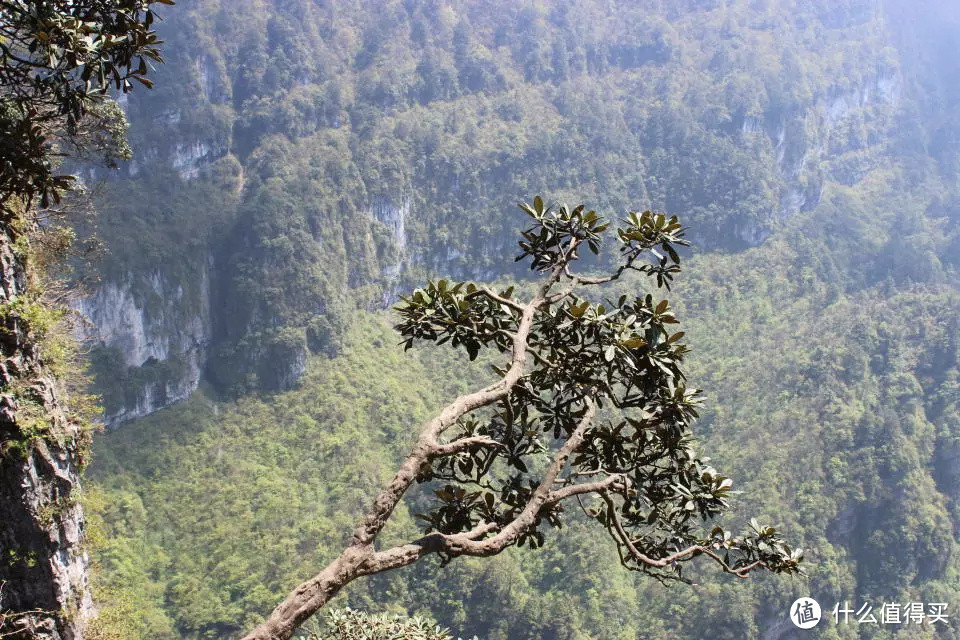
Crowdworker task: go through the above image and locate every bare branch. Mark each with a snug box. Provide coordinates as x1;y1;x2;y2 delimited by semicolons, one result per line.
466;287;525;313
362;521;502;574
563;258;636;286
546;474;623;502
430;436;506;456
600;493;764;579
544;280;578;303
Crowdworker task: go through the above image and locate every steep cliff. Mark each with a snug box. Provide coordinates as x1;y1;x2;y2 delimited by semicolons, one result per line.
0;211;91;640
77;262;212;425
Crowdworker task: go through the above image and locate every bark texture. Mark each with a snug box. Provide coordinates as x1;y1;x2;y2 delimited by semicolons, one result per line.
0;217;90;640
242;268;569;640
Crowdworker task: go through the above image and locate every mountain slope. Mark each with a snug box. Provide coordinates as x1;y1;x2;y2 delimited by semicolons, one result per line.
79;1;960;638
81;0;904;420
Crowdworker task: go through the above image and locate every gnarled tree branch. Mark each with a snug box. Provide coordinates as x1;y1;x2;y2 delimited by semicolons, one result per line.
240;199;799;640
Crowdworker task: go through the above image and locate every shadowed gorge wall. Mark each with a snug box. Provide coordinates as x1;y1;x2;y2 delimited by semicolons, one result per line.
0;209;91;639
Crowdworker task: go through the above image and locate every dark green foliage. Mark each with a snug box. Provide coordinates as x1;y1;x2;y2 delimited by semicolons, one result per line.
0;0;172;211
393;199;798;582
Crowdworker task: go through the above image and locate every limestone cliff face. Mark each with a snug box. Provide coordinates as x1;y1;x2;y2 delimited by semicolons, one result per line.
370;194;409;279
74;258;212;426
0;222;90;639
734;67;902;246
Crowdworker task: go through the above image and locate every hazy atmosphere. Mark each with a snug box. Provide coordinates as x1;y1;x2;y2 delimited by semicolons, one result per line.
3;1;960;639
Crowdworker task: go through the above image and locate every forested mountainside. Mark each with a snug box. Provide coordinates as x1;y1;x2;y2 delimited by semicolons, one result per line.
77;0;960;638
79;0;913;421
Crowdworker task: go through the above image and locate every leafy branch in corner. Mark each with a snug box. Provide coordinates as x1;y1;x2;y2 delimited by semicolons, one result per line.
0;0;174;213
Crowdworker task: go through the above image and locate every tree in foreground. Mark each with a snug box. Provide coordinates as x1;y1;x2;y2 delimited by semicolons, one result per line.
244;198;802;640
0;0;171;212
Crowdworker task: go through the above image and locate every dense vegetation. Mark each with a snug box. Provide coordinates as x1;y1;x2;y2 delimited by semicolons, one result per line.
79;0;960;638
86;0;911;400
89;181;960;639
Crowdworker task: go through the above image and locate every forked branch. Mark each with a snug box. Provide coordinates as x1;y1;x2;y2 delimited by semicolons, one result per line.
241;198;800;640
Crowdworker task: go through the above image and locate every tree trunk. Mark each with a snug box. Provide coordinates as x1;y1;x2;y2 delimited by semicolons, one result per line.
242;548;369;640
